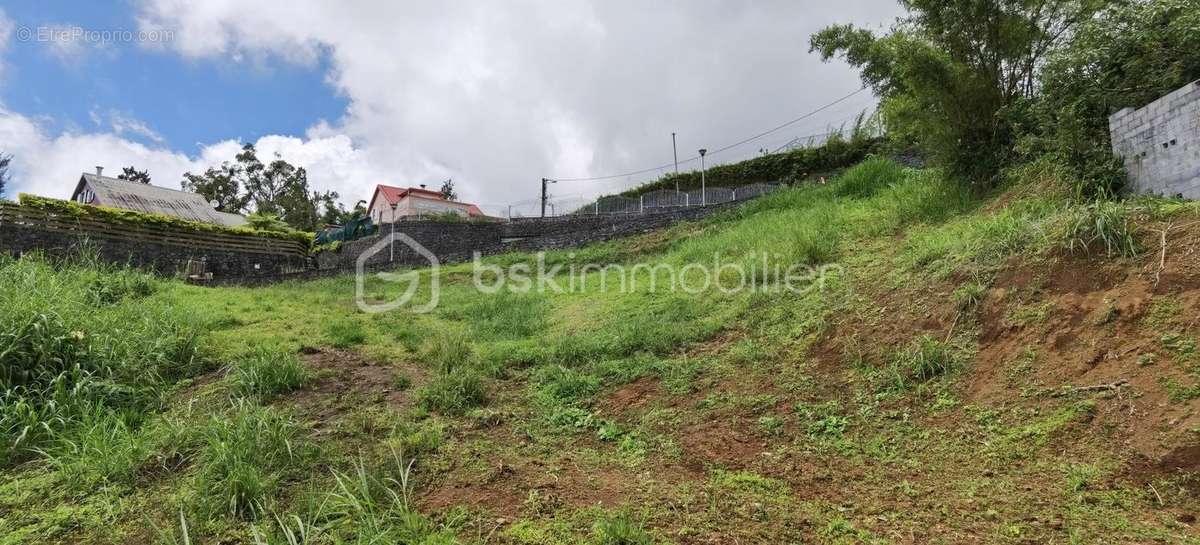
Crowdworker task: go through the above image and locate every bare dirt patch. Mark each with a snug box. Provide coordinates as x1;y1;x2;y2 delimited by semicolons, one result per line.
286;349;431;430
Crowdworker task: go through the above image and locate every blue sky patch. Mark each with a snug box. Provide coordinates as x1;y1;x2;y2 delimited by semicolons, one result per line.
1;0;346;152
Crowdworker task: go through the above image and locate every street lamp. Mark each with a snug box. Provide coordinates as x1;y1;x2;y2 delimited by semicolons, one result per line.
541;178;557;218
698;148;707;205
389;202;398;262
672;132;679;192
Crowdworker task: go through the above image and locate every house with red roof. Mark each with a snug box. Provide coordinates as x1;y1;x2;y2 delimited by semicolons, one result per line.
367;184;492;224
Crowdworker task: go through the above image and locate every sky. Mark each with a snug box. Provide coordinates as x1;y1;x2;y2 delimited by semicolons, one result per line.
0;1;903;216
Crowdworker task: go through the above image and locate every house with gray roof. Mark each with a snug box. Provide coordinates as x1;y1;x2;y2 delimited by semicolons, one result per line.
70;168;246;227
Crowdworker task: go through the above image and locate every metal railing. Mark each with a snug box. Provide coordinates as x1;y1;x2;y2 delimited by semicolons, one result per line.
578;183;779;218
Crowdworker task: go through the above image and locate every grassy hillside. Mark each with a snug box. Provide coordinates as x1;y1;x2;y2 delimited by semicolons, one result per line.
2;158;1199;544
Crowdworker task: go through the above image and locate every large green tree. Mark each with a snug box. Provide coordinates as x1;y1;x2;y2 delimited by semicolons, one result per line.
181;143;337;231
811;0;1100;186
182;161;249;213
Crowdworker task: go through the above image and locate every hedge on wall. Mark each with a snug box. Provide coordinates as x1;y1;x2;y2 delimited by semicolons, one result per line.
16;194;315;248
620;135;884;197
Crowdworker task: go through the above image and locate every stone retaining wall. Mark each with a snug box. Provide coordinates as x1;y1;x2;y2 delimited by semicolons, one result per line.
0;223;308;277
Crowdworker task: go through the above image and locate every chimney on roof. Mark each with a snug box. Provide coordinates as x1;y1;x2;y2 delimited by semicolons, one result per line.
95;166;104;176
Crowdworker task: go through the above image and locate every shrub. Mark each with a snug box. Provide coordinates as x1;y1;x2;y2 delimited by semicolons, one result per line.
17;194;313;247
232;349;312;399
622;134;881;195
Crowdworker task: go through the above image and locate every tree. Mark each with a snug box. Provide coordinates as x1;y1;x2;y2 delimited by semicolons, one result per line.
182;162;249;213
181;142;342;231
0;153;10;199
316;193;369;226
440;178;458;201
242;150;323;231
811;0;1101;186
1030;0;1200;197
117;166;151;184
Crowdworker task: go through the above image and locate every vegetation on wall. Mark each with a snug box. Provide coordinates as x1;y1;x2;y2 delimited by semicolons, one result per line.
621;132;884;197
16;194;315;248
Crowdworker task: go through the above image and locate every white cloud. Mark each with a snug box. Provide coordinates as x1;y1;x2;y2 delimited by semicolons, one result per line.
107;110;166;145
0;107;199;199
129;0;903;211
0;108;389;207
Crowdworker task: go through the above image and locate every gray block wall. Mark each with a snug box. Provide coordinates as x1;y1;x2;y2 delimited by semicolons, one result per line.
1109;80;1200;199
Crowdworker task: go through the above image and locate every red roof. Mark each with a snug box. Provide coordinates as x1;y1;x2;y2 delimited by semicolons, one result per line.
369;184;449;212
368;184;487;216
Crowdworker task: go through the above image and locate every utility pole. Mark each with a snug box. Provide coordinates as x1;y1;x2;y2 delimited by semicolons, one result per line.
672;132;679;192
541;178;556;218
698;149;707;205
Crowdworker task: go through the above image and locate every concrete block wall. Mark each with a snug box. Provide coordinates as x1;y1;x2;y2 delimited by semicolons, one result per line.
1109;80;1200;199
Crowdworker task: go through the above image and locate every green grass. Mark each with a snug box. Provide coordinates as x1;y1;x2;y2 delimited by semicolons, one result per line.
325;318;367;349
1061;201;1139;257
192;401;307;519
0;253;206;465
231;349;312;399
834;156;906;199
417;371;487;416
592;511;655;545
3;157;1193;544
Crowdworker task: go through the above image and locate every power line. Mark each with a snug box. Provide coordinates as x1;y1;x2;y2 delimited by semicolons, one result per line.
549;87;869;183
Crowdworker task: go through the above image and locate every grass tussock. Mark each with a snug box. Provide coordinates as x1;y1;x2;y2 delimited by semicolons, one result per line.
1061;201;1139;257
0;253;206;465
193;401;305;519
231;349;312;399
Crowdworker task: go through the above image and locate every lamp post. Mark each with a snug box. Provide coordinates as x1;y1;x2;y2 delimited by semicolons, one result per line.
672;132;679;192
541;178;557;218
389;202;398;262
698;148;707;205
